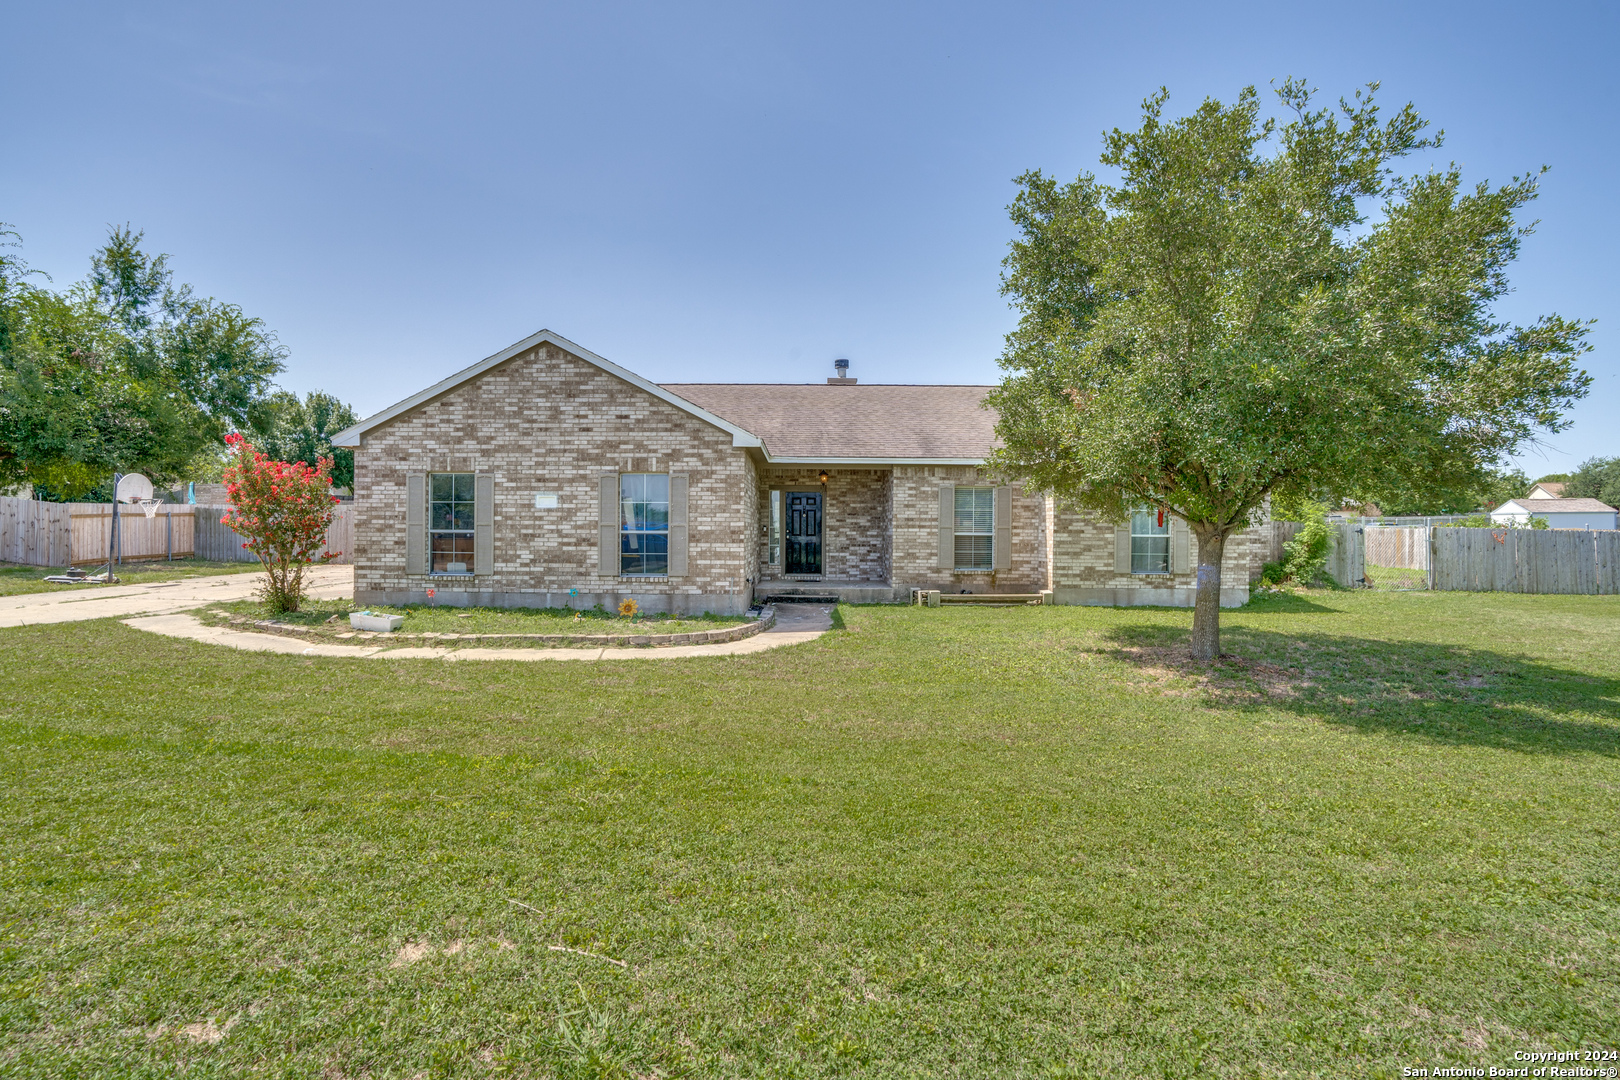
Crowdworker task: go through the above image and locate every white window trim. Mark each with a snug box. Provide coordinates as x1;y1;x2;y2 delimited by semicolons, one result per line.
619;472;670;577
954;485;995;571
429;472;476;576
1130;506;1172;575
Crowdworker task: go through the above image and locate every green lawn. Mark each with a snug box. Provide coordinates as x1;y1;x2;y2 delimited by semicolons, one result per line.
200;596;753;638
1365;564;1429;591
1;590;1616;1077
0;558;265;597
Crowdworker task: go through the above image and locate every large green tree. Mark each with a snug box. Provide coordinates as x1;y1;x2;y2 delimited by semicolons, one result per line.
0;225;286;498
987;82;1591;659
246;389;358;491
1566;456;1620;509
1377;464;1531;516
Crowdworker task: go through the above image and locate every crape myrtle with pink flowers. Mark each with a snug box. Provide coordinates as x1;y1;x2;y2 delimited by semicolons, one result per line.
220;433;341;613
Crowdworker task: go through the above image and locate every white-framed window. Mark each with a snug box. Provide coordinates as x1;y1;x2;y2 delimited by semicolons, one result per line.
619;473;669;576
1131;507;1170;574
430;472;476;574
954;486;994;570
768;489;781;565
533;492;559;509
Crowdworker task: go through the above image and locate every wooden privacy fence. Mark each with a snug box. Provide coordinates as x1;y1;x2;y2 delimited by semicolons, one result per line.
1430;527;1618;594
0;496;194;565
0;497;73;566
1366;526;1429;570
0;496;352;567
71;506;194;564
192;504;353;565
1325;521;1367;588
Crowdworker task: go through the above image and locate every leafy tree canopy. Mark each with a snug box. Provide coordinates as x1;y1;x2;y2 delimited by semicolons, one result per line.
1376;465;1530;516
1566;456;1620;509
0;224;286;498
247;389;358;491
986;80;1591;658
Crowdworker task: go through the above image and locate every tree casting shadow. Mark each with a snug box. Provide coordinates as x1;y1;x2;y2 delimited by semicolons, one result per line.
1097;622;1620;758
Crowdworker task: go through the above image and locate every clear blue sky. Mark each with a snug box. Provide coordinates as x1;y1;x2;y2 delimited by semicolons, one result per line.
5;1;1615;477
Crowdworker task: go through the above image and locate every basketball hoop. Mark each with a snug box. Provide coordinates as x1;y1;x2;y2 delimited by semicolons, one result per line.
140;498;161;519
116;473;154;503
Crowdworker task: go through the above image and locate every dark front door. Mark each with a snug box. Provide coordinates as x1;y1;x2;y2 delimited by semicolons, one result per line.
785;491;823;575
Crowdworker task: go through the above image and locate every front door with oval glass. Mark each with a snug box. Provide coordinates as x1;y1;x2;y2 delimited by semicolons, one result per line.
785;491;823;575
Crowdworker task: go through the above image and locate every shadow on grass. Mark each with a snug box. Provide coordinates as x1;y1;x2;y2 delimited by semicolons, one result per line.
1238;591;1343;614
1098;622;1620;757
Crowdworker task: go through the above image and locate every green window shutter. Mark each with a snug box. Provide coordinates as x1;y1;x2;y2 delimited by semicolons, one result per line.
993;486;1013;570
473;473;494;576
599;473;618;575
937;484;955;569
668;473;689;577
1171;517;1191;574
405;472;425;575
1115;523;1132;573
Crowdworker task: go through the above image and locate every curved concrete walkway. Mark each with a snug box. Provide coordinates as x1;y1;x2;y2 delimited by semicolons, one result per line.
124;606;830;661
5;565;834;659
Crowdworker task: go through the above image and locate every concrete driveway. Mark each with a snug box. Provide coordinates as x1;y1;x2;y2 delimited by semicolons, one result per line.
0;565;354;628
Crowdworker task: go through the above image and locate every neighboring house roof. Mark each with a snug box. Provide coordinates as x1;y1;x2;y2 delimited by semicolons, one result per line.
329;329;763;451
1528;481;1567;498
1494;497;1617;514
661;383;996;463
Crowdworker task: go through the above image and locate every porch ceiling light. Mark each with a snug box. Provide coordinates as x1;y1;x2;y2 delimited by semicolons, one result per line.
818;470;829;485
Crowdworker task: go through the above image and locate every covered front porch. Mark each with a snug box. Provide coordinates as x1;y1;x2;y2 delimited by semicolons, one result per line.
752;466;894;601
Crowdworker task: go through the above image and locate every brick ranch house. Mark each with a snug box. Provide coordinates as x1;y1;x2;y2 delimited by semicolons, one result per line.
331;329;1271;614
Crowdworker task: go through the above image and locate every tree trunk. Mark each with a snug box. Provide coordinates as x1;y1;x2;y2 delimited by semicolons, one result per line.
1190;527;1227;661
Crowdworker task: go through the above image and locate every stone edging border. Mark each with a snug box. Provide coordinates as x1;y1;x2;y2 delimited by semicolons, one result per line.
210;606;777;650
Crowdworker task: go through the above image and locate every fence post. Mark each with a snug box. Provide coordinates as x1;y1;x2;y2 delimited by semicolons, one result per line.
1427;527;1436;591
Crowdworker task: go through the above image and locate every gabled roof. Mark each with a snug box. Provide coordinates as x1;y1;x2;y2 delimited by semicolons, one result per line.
330;330;1000;464
1528;481;1567;497
329;330;762;451
660;383;996;463
1494;497;1617;514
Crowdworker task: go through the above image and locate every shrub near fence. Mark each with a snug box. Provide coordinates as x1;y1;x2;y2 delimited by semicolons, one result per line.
1430;527;1619;595
192;504;352;565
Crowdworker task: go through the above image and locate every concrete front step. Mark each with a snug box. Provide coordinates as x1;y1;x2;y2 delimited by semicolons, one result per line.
938;592;1048;605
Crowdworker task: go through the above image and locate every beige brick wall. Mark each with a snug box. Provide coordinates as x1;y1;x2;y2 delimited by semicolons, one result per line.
755;467;891;584
889;465;1049;593
1049;504;1266;608
352;342;753;614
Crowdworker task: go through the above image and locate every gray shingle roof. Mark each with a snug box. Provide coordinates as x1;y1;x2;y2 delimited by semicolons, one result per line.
660;383;998;461
1501;497;1617;514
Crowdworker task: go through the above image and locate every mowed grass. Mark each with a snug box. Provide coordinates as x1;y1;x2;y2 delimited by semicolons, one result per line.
1;590;1617;1078
0;559;265;597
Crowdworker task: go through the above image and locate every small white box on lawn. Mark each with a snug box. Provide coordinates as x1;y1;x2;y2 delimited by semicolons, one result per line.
350;612;404;632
